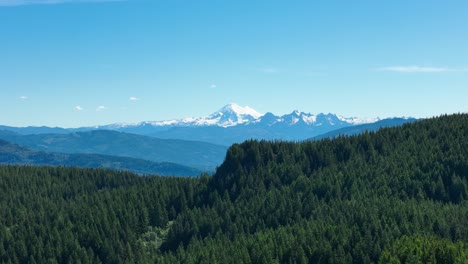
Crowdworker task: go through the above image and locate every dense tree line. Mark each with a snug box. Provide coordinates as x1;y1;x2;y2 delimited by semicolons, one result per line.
0;114;467;263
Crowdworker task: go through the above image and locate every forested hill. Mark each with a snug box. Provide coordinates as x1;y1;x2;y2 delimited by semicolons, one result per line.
1;114;467;263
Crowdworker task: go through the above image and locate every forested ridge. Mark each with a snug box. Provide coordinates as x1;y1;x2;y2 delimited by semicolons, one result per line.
1;114;467;263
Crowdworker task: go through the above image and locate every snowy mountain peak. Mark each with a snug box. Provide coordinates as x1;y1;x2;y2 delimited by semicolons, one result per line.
216;103;263;119
209;103;263;127
99;103;381;131
292;110;301;116
337;115;381;125
281;111;318;125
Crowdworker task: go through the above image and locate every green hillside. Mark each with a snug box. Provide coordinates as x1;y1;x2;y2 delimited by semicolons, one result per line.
0;114;467;263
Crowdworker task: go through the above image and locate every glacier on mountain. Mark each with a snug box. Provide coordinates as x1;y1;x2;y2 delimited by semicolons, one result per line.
101;103;380;130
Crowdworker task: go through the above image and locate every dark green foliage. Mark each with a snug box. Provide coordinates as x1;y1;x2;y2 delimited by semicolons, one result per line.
378;235;468;263
1;114;467;263
0;166;201;263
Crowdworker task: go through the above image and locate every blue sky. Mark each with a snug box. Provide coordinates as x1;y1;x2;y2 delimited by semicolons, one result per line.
1;0;467;127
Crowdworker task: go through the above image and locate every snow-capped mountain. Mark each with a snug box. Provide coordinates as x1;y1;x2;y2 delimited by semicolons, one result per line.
103;103;377;129
1;103;409;146
116;103;263;128
208;103;263;127
256;111;380;127
90;103;389;145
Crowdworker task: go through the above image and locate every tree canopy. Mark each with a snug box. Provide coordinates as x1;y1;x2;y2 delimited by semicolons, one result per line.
1;114;467;263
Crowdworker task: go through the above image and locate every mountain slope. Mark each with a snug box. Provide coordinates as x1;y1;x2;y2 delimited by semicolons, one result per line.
0;140;201;176
144;112;382;146
311;117;417;140
166;113;468;262
1;114;466;263
107;105;382;145
0;125;71;135
0;130;228;171
113;103;263;128
0;104;386;145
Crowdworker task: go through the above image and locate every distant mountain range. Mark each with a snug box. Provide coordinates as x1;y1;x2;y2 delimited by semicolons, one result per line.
0;130;227;172
94;103;415;146
0;103;417;174
0;103;396;146
310;118;417;140
105;103;378;129
0;140;201;176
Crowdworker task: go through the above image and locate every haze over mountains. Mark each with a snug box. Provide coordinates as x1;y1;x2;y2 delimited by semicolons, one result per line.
310;118;418;141
0;104;416;175
1;103;413;145
96;103;385;145
0;130;227;172
0;140;201;176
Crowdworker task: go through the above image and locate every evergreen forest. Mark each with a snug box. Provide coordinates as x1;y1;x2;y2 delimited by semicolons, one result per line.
0;114;467;263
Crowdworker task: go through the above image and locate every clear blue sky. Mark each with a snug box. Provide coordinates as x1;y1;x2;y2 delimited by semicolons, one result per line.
1;0;467;127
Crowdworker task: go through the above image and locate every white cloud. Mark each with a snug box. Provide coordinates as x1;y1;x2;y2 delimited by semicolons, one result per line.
75;105;83;111
19;96;28;100
129;96;140;101
0;0;124;6
210;84;217;88
96;105;107;111
378;66;468;73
